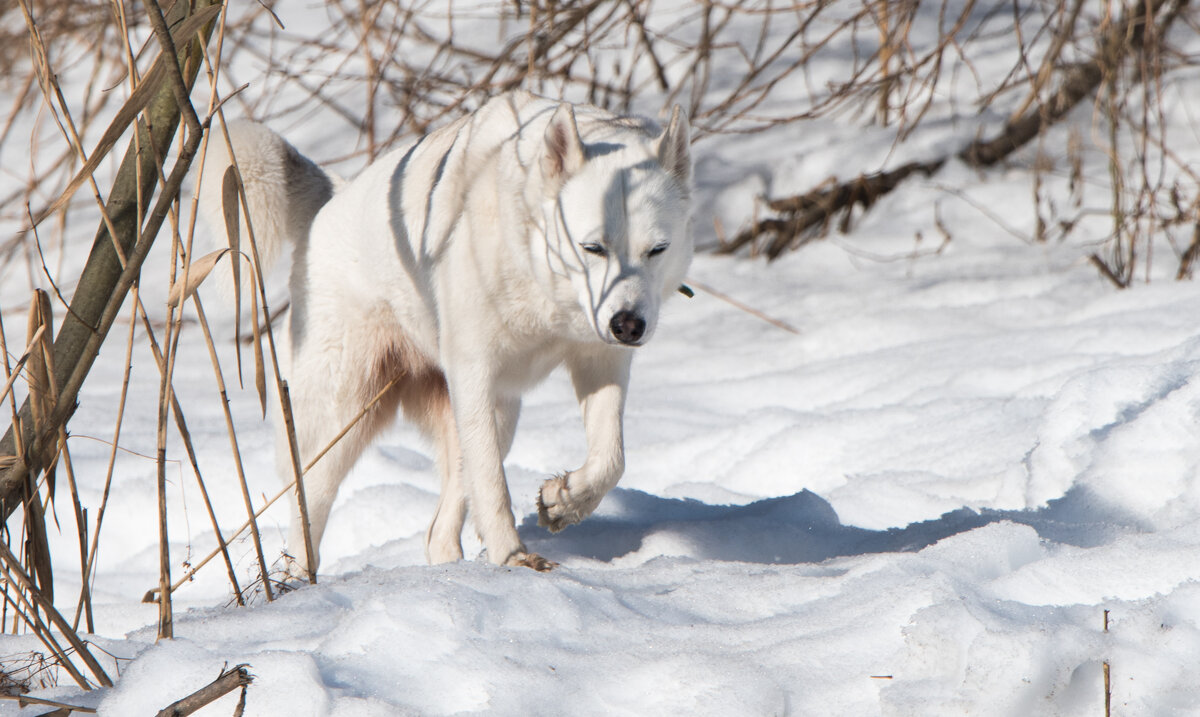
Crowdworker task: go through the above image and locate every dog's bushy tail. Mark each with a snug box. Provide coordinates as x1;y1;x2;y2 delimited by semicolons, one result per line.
197;121;334;278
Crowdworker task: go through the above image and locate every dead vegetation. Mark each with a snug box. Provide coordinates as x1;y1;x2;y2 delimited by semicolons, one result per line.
718;0;1199;288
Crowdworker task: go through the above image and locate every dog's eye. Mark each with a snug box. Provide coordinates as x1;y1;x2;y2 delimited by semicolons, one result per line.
581;243;607;257
648;243;669;258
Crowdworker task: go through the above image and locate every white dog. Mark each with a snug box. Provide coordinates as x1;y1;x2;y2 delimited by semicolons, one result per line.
199;91;692;574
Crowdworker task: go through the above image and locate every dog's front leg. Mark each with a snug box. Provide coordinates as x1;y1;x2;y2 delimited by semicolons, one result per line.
448;367;555;571
538;346;632;532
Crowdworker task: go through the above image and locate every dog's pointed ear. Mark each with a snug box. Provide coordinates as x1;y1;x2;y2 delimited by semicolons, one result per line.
656;104;691;188
542;103;586;191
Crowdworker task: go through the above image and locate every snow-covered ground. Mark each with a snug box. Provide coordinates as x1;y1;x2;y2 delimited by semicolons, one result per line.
4;1;1200;714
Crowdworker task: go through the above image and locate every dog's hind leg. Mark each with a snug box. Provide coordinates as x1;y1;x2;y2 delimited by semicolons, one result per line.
538;346;632;532
280;310;411;578
414;379;466;564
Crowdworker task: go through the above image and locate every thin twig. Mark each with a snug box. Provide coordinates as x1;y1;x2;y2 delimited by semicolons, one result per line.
686;279;800;335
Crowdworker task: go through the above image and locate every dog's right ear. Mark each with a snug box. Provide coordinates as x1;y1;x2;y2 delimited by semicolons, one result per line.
656;104;691;188
542;103;586;193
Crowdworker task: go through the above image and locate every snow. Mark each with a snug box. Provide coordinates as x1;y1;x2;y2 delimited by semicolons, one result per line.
4;1;1200;714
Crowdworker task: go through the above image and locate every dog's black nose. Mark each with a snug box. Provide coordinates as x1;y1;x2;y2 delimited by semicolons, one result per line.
610;311;646;345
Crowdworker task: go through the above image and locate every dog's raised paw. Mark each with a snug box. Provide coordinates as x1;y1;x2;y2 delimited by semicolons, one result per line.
508;551;558;572
537;474;575;533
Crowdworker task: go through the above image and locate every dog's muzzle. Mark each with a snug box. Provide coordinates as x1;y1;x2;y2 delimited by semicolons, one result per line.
609;311;647;345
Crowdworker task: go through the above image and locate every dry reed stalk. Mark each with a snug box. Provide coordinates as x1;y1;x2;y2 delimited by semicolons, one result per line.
155;295;176;641
134;303;246;605
186;11;246;384
0;326;46;410
74;288;139;631
191;295;266;605
0;297;22;424
0;310;17;639
278;382;316;584
175;168;272;602
55;424;92;633
1103;609;1112;716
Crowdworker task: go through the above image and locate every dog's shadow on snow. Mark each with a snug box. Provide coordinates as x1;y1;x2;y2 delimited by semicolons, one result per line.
517;486;1141;565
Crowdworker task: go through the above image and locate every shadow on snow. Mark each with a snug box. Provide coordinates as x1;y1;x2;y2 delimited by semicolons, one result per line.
518;485;1142;565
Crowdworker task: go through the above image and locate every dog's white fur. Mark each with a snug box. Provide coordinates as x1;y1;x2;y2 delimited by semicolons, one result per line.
199;91;692;573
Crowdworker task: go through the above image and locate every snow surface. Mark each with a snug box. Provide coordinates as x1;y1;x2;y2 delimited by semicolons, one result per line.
4;1;1200;715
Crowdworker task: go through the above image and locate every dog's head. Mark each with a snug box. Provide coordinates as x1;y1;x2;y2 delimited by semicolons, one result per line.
541;103;693;347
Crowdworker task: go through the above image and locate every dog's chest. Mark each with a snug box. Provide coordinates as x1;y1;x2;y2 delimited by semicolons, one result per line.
491;340;566;396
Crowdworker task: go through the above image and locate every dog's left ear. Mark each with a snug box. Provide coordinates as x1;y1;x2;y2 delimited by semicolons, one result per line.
543;103;586;192
656;105;691;187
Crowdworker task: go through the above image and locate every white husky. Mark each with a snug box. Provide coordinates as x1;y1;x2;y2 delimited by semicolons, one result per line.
199;91;692;573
